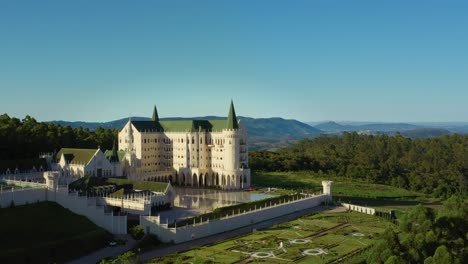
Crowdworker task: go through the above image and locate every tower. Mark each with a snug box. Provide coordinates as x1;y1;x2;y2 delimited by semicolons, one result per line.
124;119;137;178
45;171;61;190
152;105;159;122
223;100;240;188
224;100;240;171
226;100;239;130
322;181;333;196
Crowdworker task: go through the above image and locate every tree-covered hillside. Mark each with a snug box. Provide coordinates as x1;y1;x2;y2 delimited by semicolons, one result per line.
0;114;117;159
368;196;467;263
250;133;468;198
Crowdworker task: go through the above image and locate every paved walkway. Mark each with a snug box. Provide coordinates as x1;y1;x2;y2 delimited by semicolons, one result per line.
67;235;138;264
139;205;345;262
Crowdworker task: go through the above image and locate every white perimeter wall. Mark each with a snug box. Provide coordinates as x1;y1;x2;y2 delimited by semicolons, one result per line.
141;194;329;244
341;203;376;215
97;192;170;215
98;197;150;215
50;188;127;234
0;187;47;208
0;180;126;234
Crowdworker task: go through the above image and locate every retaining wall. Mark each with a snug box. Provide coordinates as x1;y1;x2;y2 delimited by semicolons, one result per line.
141;194;329;244
98;197;150;215
0;179;127;234
51;188;127;234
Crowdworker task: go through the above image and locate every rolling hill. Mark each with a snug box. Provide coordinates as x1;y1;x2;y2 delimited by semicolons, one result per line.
397;128;452;138
314;121;420;133
314;121;354;132
50;116;323;150
49;117;465;150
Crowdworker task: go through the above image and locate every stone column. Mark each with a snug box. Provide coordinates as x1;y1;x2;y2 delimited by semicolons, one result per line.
321;181;334;201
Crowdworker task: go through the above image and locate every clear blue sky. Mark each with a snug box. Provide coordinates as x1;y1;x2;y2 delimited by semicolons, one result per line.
1;0;467;122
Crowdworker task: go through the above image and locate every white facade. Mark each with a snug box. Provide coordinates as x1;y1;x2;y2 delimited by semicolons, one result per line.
98;184;175;215
54;148;123;179
118;102;251;190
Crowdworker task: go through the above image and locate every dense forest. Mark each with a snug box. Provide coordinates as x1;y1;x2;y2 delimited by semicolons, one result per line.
250;133;468;198
2;114;467;198
368;195;467;263
0;114;117;160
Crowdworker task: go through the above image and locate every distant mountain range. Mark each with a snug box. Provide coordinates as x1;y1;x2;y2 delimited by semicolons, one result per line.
49;118;467;151
314;121;420;133
311;121;467;138
398;128;452;139
50;116;322;150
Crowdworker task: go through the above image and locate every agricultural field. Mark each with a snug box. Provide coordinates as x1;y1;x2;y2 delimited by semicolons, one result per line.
150;211;392;264
0;201;111;263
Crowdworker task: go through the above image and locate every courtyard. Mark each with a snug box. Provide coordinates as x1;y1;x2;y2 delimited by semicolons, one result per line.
157;186;275;223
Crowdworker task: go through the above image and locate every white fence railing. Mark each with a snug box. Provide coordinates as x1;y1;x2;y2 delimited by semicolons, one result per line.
141;193;329;243
0;172;46;182
341;203;376;215
1;179;47;189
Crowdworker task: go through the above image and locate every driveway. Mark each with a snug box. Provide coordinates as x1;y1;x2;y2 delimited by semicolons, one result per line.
66;235;138;264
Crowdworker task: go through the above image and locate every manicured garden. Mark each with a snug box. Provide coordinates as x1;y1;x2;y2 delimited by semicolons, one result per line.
0;201;111;263
150;211;392;263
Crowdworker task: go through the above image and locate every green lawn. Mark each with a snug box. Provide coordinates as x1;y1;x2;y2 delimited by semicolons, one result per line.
68;176;169;197
150;212;392;264
0;201;111;264
252;171;420;197
252;171;440;212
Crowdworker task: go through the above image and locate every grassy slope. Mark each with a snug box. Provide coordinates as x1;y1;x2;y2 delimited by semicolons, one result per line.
252;171;440;212
0;201;111;263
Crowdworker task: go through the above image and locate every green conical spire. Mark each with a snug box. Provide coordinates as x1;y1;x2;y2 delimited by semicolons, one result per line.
110;138;119;162
152;105;159;121
226;100;239;129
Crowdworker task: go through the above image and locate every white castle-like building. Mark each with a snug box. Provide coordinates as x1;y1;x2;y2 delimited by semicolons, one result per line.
118;101;250;190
